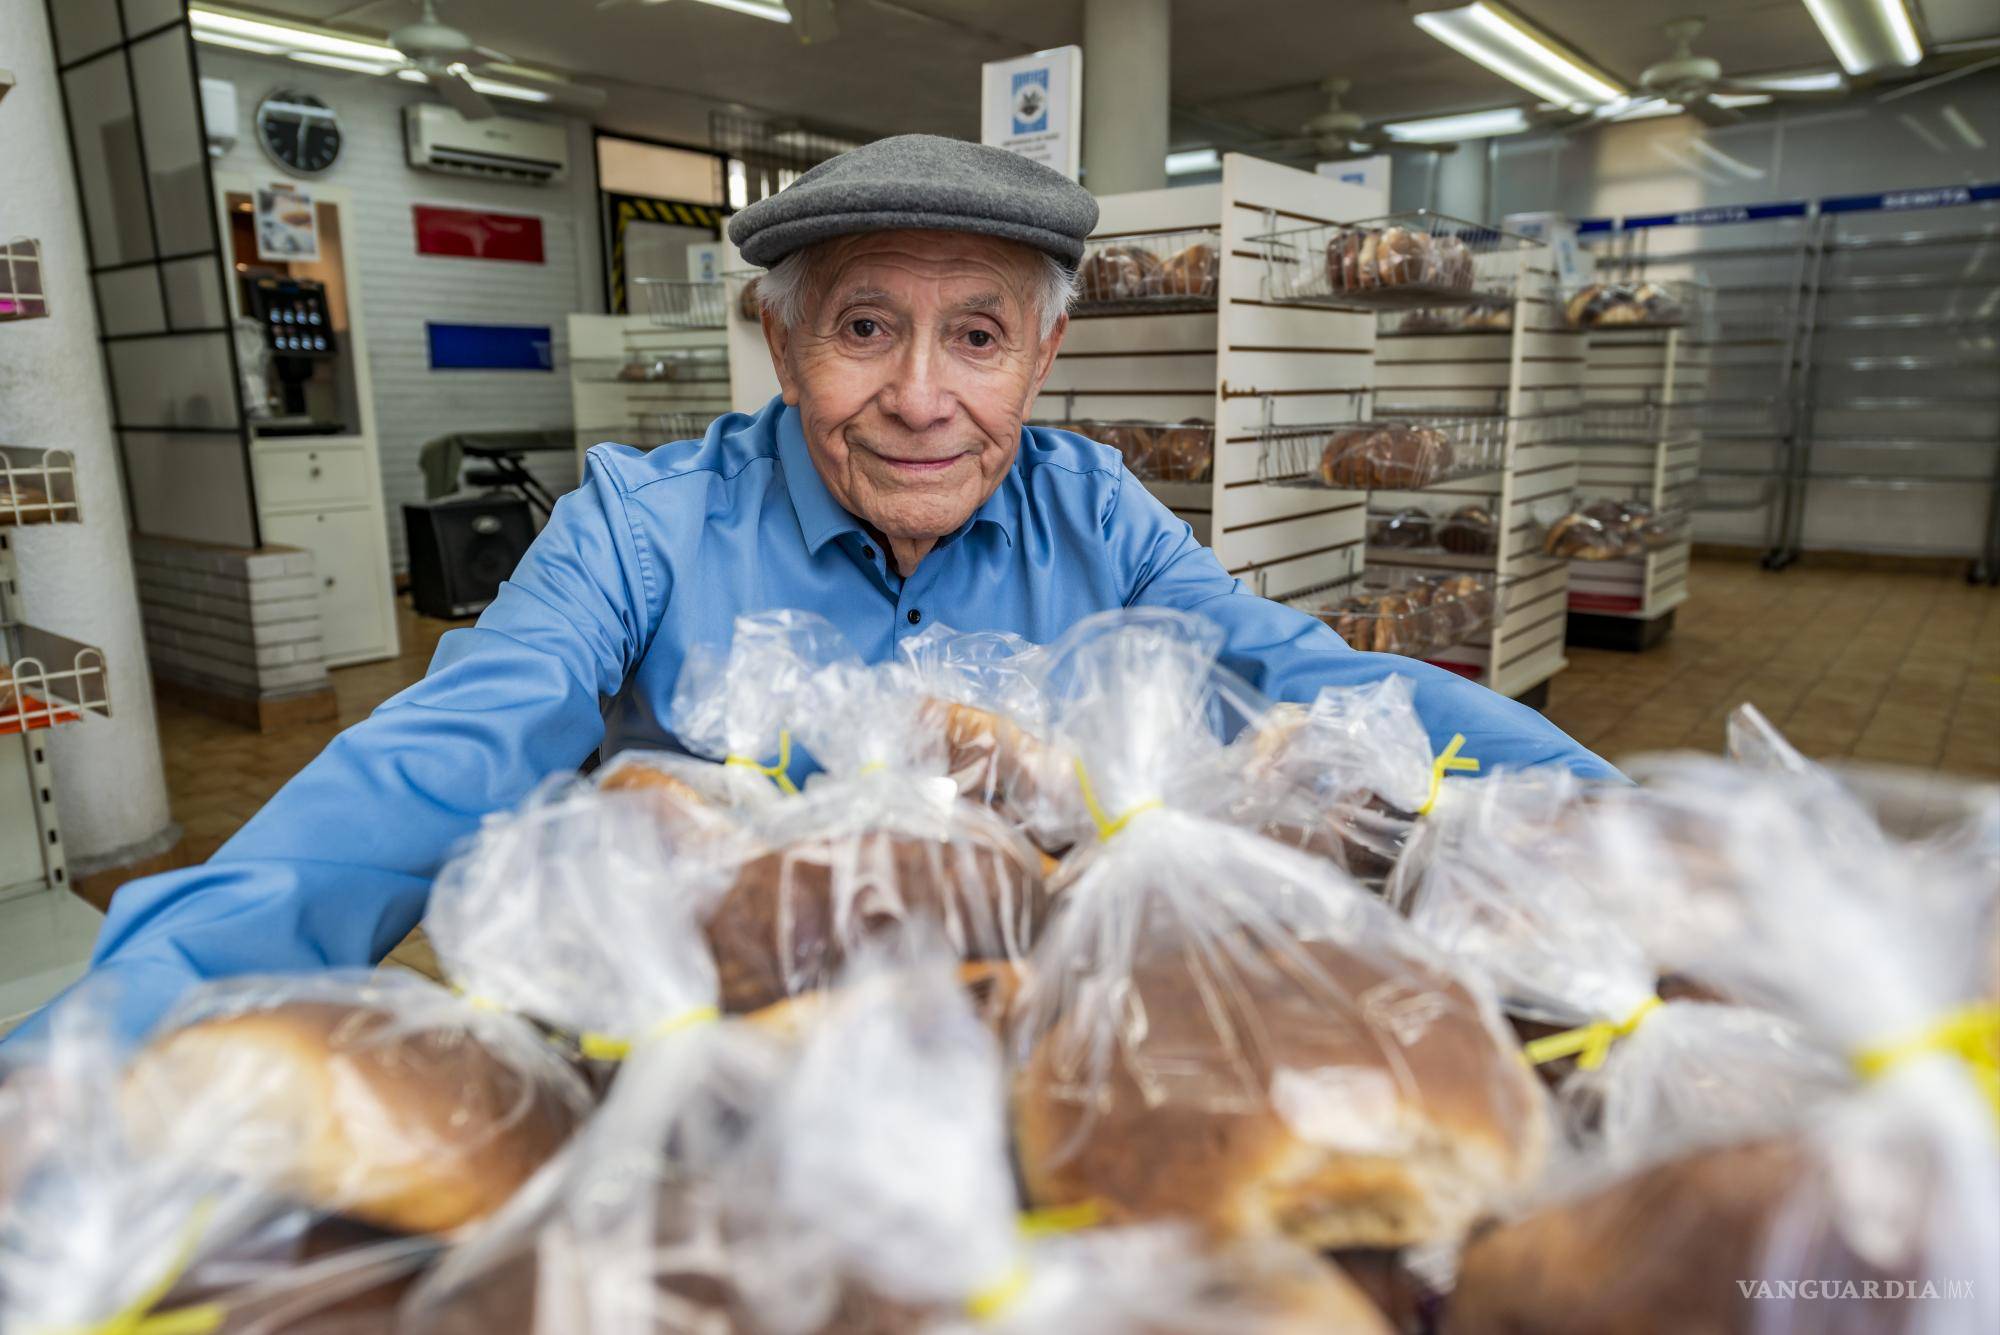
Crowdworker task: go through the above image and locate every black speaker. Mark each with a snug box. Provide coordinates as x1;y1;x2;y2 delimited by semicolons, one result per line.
403;496;534;619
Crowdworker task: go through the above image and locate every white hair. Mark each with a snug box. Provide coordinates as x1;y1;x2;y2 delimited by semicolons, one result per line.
757;239;1076;339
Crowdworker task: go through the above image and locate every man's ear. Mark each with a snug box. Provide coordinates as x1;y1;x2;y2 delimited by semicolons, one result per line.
1029;312;1069;397
761;307;800;405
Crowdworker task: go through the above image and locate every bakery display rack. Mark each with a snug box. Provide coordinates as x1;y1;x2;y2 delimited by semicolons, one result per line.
1561;280;1710;647
1255;400;1572;493
1286;557;1501;660
1033;155;1389;599
632;277;730;331
1071;226;1222;316
1250;211;1527;313
1365;245;1585;705
1;237;47;322
568;305;733;467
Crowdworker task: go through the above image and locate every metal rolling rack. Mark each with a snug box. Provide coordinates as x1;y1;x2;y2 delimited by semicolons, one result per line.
1788;197;2000;583
1584;209;1812;567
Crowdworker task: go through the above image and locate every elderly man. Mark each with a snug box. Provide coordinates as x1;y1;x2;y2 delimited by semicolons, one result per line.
9;136;1610;1045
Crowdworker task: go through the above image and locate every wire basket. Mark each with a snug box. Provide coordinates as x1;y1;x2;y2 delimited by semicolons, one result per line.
633;278;728;330
1258;414;1510;492
0;448;79;525
1574;403;1695;445
2;626;110;733
1367;501;1502;557
630;411;716;446
1;238;47;321
1289;568;1499;658
605;346;731;384
1072;227;1223;315
1535;497;1690;561
1250;211;1527;311
1388;302;1516;334
1039;417;1214;483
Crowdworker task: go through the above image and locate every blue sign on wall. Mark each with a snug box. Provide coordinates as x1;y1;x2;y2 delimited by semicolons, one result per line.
1011;67;1049;134
426;322;553;371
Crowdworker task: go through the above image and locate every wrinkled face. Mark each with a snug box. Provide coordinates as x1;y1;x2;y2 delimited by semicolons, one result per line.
764;231;1067;551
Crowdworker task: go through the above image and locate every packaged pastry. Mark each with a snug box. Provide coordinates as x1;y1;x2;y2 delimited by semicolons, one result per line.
1009;610;1547;1252
1160;242;1219;299
1150;417;1214;482
600;608;859;827
1319;423;1456;491
0;991;442;1334
898;622;1058;828
737;275;762;322
1438;504;1498;555
0;476;55;524
696;656;1056;1014
1370;507;1436;550
1541;510;1625;560
1079;243;1166;304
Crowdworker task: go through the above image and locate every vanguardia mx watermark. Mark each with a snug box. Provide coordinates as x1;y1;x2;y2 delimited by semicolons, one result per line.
1737;1280;1975;1301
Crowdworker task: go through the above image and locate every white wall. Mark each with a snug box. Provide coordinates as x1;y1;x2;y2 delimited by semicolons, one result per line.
196;49;606;569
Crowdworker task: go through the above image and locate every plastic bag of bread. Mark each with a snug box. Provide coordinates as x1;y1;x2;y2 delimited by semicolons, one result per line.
722;941;1397;1335
686;655;1056;1017
1447;776;2000;1335
1394;769;1845;1163
0;989;443;1334
1009;609;1548;1257
425;777;735;1062
897;622;1060;829
598;609;858;825
1222;674;1464;886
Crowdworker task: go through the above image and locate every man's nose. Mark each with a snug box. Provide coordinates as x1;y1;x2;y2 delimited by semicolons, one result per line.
877;337;955;432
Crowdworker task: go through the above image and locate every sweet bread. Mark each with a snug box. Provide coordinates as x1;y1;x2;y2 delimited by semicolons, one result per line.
1160;242;1219;299
1078;244;1165;304
1439;504;1497;555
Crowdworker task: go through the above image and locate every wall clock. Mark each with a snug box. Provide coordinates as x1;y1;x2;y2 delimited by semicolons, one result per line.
256;89;343;175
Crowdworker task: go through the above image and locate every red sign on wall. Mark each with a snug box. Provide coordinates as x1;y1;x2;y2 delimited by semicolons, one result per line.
413;205;546;263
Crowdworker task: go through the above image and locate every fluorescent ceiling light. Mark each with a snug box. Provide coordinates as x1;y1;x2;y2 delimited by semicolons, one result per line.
1166;147;1221;175
1414;3;1624;110
394;67;552;103
1607;97;1679;121
191;7;402;63
289;52;402;75
1712;93;1774;109
1801;0;1922;76
1384;106;1530;143
1940;104;1986;150
190;30;284;55
683;0;793;22
1746;69;1846;92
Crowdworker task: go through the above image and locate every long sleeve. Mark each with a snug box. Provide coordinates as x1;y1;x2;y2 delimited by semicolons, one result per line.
1103;470;1620;781
5;452;666;1048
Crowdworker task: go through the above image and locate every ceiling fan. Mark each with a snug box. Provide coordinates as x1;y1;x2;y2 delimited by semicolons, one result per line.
1232;78;1408;163
1621;17;1850;126
389;0;605;118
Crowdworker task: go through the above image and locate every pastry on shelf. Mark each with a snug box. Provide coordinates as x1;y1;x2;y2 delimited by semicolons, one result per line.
1160;242;1219;299
1078;243;1166;304
1370;507;1436;550
1438;504;1498;555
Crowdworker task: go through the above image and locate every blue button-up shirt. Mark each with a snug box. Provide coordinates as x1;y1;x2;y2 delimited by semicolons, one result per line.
12;397;1611;1045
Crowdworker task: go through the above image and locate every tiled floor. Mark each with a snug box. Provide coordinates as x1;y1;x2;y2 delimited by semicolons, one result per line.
157;556;2000;872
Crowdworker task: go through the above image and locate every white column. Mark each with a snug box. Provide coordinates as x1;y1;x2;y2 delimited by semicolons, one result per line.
1082;0;1171;195
0;4;176;874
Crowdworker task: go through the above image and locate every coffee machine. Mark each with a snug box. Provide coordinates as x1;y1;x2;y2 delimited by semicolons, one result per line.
241;275;345;436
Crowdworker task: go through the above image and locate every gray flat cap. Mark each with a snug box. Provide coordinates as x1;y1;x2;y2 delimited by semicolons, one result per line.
728;134;1100;269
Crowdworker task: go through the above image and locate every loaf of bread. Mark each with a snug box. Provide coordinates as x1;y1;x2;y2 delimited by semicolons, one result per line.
122;1001;589;1235
704;823;1051;1014
1079;244;1165;304
1319;424;1456;491
1;477;55;524
917;697;1050;817
1371;507;1435;550
1542;512;1625;560
1014;938;1545;1250
1161;242;1219;299
1150;418;1213;482
1439;504;1498;555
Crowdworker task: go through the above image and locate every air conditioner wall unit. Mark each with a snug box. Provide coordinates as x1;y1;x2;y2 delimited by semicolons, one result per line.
404;103;568;184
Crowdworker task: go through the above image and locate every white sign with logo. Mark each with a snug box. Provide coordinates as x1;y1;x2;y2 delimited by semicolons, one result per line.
1315;154;1391;199
686;242;723;283
981;46;1082;180
1504;211;1588;292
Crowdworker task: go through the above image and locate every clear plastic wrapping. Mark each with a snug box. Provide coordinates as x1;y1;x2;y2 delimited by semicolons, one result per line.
1041;417;1215;483
1008;609;1548;1254
896;623;1060;830
1073;228;1222;314
1290;570;1498;658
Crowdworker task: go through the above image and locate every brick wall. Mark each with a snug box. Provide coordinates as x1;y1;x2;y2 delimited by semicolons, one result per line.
130;537;330;699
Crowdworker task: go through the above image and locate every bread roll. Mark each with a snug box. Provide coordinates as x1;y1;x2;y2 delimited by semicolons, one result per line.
2;478;55;524
1369;425;1455;490
123;1003;587;1234
1439;505;1498;555
918;697;1049;815
1371;508;1435;550
705;825;1051;1014
1152;418;1214;482
1564;285;1603;327
1317;428;1379;489
1014;939;1545;1250
1161;242;1219;299
1375;226;1427;287
1079;245;1165;304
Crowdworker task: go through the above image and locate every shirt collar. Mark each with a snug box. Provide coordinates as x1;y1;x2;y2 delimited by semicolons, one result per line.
775;401;1019;556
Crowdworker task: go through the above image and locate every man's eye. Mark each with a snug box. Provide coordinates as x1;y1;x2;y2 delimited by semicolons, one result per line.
966;329;994;348
849;318;878;338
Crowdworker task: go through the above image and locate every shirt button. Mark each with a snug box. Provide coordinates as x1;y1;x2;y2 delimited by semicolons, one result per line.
907;609;922;625
861;545;875;560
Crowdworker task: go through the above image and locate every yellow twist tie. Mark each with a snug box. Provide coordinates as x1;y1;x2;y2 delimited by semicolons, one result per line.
1072;759;1162;843
1416;733;1480;817
965;1263;1030;1322
857;760;889;776
725;729;800;795
963;1201;1105;1322
1524;996;1663;1071
578;1004;721;1062
41;1200;225;1335
1853;1003;2000;1122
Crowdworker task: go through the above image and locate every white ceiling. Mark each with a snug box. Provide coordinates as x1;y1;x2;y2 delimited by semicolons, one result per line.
224;0;2000;153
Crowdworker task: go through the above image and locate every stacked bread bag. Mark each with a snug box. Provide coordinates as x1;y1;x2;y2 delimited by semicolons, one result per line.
1005;609;1548;1322
0;965;591;1332
716;939;1395;1335
896;622;1060;837
406;773;794;1329
594;608;856;831
697;643;1057;1018
1446;766;2000;1335
1390;766;1846;1164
